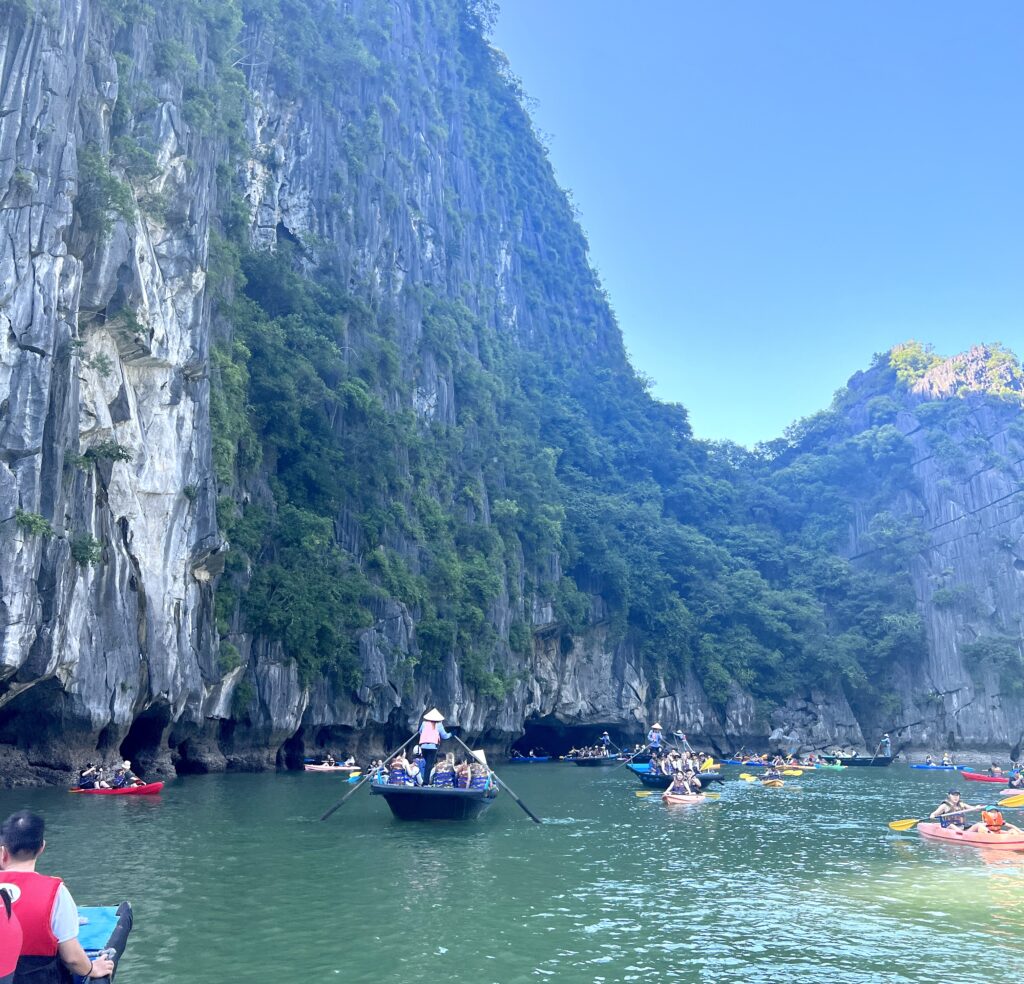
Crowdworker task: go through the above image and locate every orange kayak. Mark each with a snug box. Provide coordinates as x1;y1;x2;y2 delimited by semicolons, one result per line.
70;781;164;796
917;822;1024;850
662;792;705;804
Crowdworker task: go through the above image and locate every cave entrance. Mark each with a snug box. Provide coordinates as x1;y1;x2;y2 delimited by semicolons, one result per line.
119;703;172;774
278;730;306;770
514;717;640;758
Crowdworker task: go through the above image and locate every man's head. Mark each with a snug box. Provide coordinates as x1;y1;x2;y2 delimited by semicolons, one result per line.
1;811;45;864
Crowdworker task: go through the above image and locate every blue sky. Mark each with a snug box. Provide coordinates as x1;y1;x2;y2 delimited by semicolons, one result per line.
492;1;1024;446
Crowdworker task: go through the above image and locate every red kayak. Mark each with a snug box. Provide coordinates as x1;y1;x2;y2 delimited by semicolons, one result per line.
70;782;164;796
917;822;1024;850
961;771;1009;784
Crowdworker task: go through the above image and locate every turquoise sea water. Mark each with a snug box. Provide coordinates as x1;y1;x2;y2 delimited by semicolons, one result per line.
2;764;1021;982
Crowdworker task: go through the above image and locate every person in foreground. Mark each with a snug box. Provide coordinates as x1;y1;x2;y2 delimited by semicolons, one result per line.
1;883;22;984
929;790;980;828
0;810;115;981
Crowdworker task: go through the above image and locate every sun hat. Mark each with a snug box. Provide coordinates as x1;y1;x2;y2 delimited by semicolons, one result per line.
423;708;445;722
122;760;131;769
651;723;662;730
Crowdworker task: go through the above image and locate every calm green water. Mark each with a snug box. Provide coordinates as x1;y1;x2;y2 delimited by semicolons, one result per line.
2;765;1022;982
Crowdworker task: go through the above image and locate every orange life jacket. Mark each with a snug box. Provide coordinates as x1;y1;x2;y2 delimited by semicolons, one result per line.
982;810;1005;831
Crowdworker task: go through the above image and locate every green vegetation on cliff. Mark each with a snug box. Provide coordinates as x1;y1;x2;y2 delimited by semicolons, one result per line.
192;0;1024;726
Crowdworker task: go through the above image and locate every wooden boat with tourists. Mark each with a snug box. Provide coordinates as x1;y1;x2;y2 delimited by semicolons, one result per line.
829;755;893;767
318;711;544;826
574;755;620;767
629;764;723;790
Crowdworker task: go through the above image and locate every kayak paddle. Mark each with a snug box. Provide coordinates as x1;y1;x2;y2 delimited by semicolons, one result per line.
739;773;757;782
782;769;803;776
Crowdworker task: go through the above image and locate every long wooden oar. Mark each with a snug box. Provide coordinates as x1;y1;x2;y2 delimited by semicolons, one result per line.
319;733;416;821
453;734;542;824
888;793;1024;831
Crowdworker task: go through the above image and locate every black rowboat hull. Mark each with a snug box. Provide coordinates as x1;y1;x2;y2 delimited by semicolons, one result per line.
574;757;620;767
633;769;723;790
370;782;498;820
832;756;894;767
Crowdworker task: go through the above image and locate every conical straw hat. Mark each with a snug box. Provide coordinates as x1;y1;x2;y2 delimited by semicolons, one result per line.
423;708;445;722
471;749;488;767
651;723;662;730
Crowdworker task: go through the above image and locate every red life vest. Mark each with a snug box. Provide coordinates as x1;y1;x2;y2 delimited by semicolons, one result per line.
0;887;22;982
0;871;61;956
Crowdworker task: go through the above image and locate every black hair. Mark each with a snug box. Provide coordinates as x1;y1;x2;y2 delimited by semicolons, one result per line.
1;810;45;858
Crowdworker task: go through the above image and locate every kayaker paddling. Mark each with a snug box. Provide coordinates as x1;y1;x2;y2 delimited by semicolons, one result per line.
929;790;980;828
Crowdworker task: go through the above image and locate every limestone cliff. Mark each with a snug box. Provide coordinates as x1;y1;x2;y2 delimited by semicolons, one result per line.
0;1;1021;784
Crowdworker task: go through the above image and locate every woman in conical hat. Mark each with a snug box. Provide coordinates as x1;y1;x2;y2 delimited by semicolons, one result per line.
418;709;451;782
647;723;664;752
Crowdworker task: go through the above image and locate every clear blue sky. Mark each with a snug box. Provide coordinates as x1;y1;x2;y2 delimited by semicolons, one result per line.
492;1;1024;446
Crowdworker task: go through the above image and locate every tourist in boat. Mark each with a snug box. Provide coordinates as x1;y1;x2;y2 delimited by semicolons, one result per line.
468;759;492;790
925;754;935;766
418;708;452;782
454;760;471;789
763;767;783;781
929;790;980;828
988;762;1004;776
76;764;99;790
411;747;427;784
967;808;1023;836
431;753;457;787
647;723;664;754
406;753;424;787
324;753;336;766
879;734;892;758
1007;770;1024;790
387;753;414;786
343;754;356;767
0;811;116;981
941;752;952;766
111;761;144;789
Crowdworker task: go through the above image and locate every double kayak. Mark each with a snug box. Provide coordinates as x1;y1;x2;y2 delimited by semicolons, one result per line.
961;771;1009;784
910;764;970;771
304;764;359;773
70;782;164;796
662;792;706;805
917;822;1024;850
762;779;785;788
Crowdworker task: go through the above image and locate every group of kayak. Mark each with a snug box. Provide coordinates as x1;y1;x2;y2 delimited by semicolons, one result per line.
70;760;164;796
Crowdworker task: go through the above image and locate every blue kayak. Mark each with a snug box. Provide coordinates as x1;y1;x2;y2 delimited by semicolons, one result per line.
910;764;971;770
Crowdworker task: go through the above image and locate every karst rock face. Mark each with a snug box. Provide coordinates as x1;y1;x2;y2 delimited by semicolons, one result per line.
0;2;1021;784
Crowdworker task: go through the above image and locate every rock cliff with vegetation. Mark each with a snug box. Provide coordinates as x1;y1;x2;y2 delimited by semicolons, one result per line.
1;0;1022;783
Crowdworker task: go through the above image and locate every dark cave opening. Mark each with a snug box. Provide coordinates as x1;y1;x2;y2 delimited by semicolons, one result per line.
513;717;642;758
119;702;172;774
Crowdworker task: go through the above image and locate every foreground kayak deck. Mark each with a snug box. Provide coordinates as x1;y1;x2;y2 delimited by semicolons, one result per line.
304;764;360;773
70;781;164;796
73;901;133;983
917;823;1024;850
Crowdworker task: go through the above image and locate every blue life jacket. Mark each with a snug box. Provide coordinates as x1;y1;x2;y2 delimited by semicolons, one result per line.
469;772;490;791
432;768;455;788
388;766;410;785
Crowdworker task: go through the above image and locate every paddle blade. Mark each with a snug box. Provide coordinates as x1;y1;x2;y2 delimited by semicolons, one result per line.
635;790;654;797
782;770;803;776
888;818;920;831
1000;793;1024;808
703;792;720;799
739;773;756;781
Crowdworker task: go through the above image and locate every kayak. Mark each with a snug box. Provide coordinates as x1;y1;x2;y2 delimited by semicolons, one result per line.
911;764;970;771
78;902;133;979
662;792;706;805
917;822;1024;851
961;771;1009;784
999;786;1024;796
762;779;785;788
70;781;164;796
304;764;359;773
